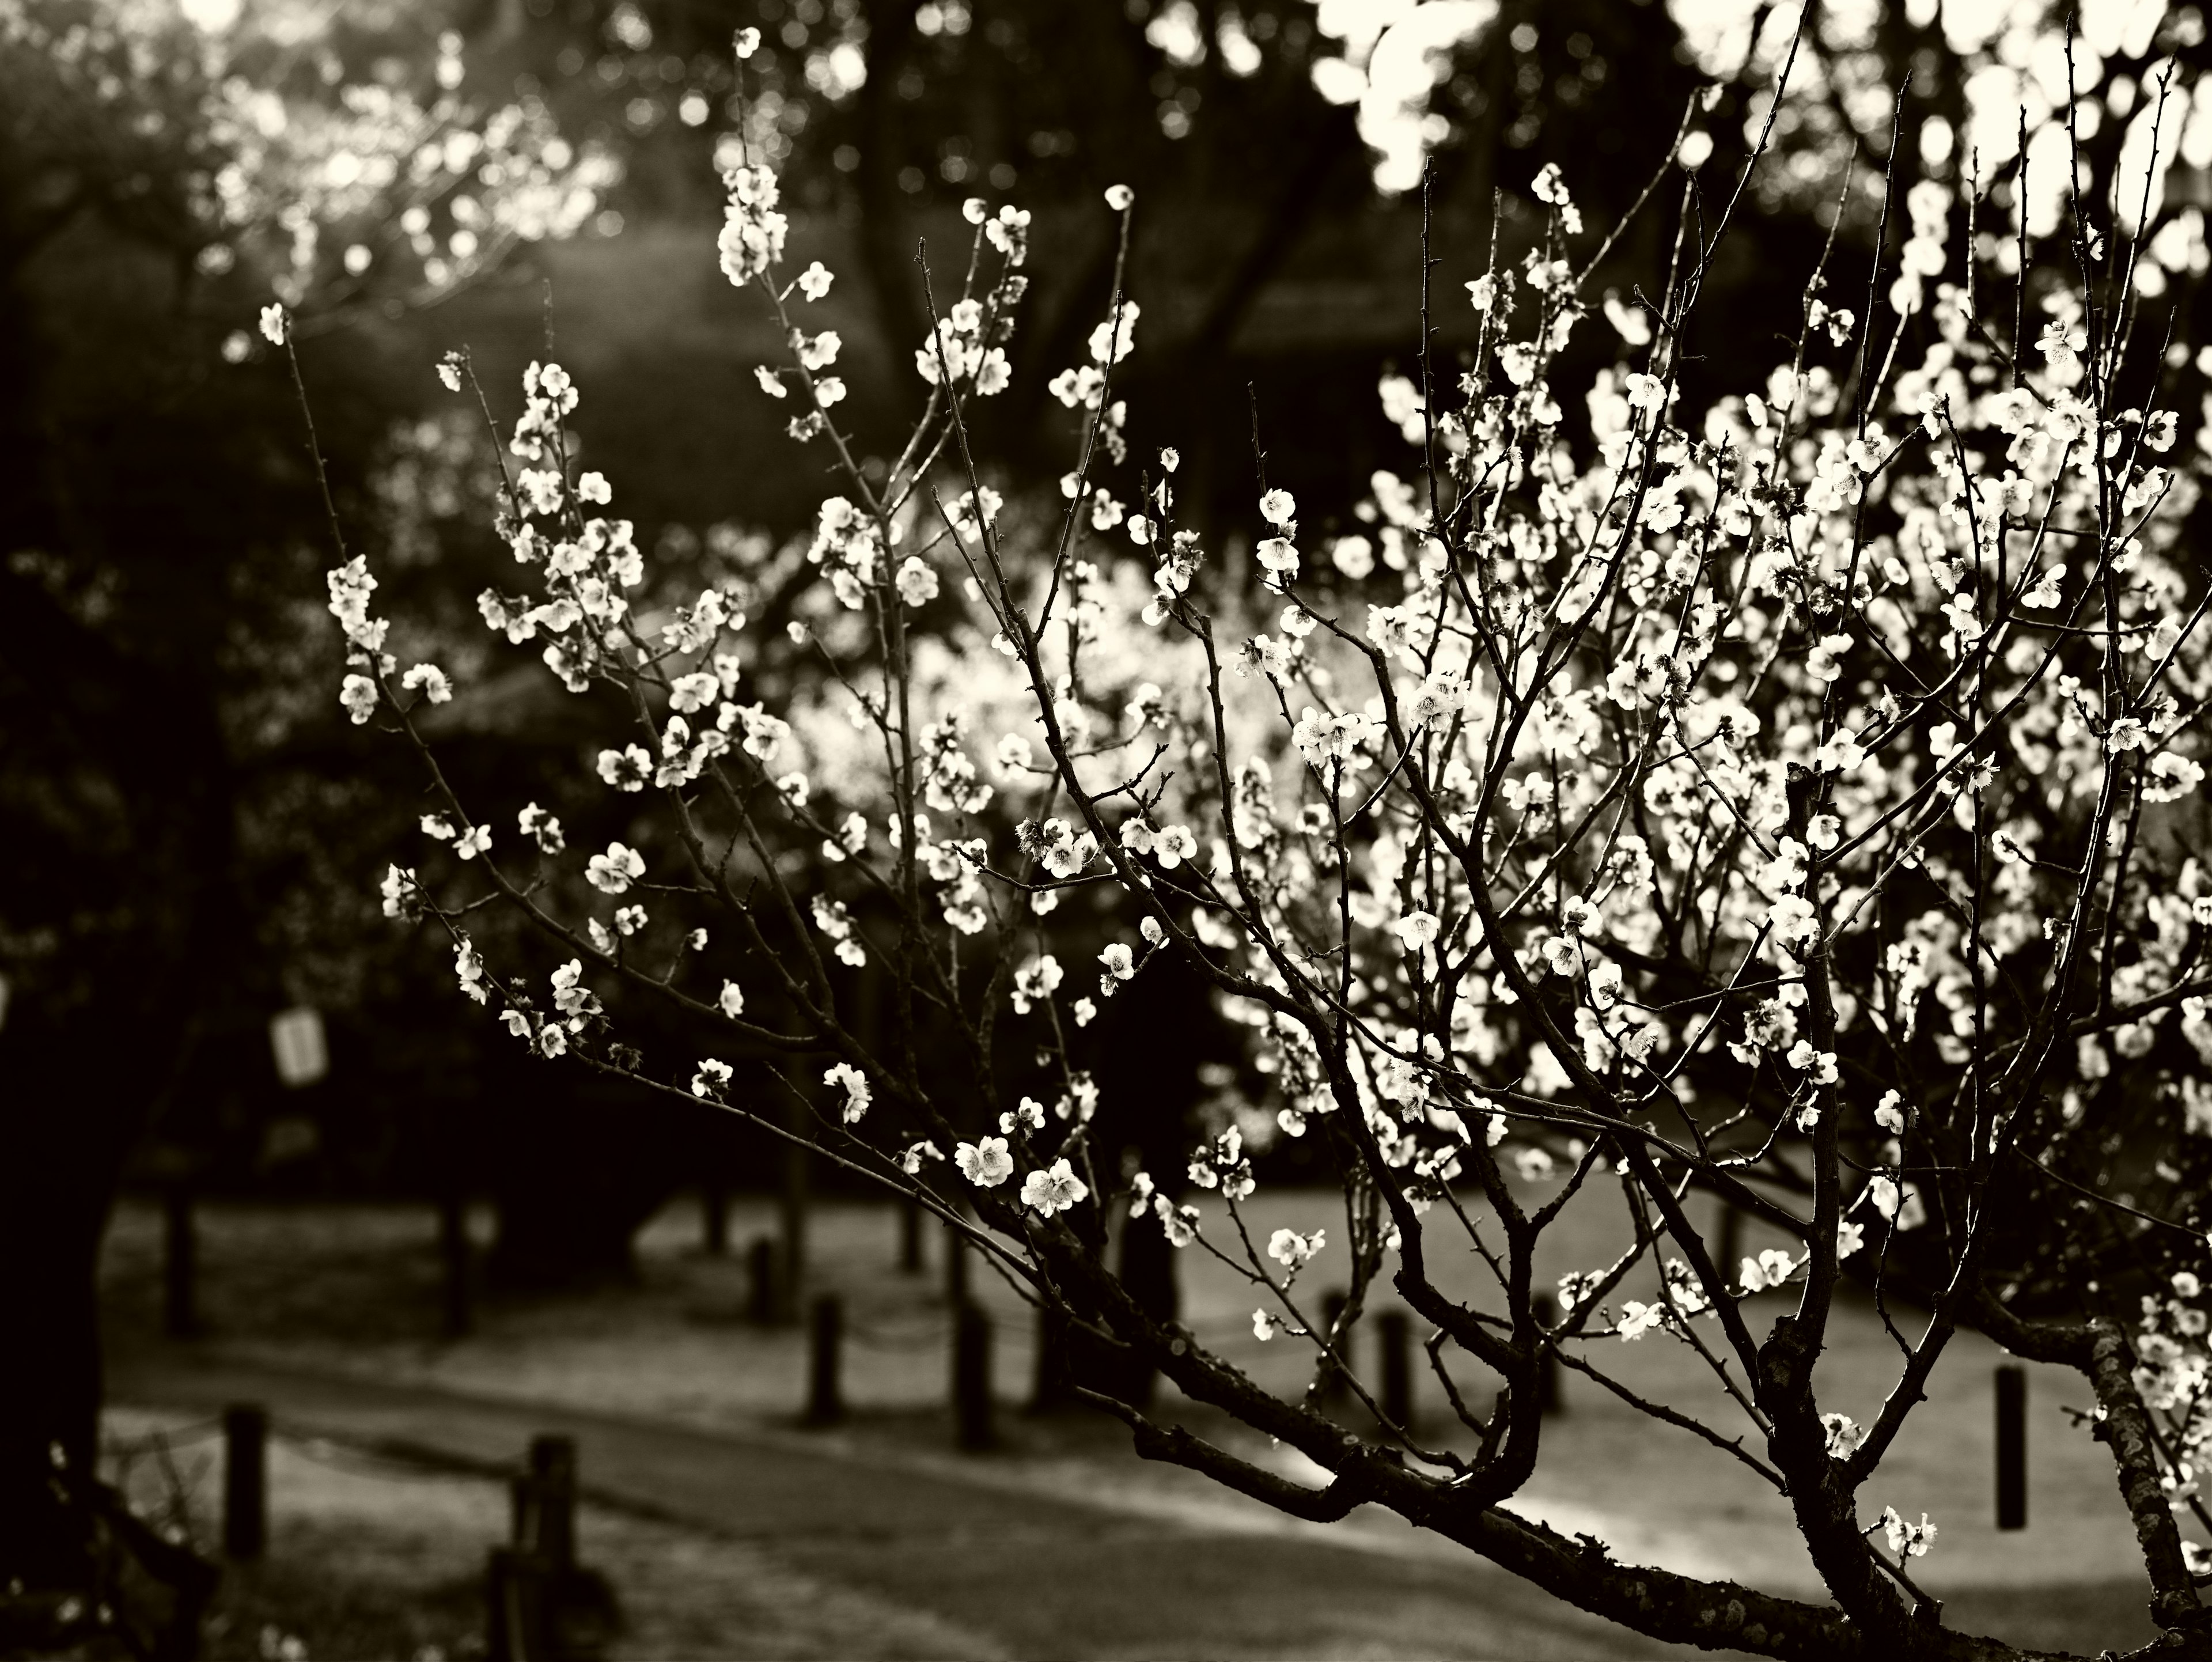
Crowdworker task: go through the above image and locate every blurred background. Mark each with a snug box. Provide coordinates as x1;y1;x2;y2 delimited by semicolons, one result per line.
7;0;2212;1656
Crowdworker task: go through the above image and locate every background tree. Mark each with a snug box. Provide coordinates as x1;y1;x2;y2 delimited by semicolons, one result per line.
0;0;609;1595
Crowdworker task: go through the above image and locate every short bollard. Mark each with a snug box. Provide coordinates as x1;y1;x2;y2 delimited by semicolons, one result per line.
440;1192;473;1340
486;1544;550;1662
1997;1364;2027;1530
1377;1311;1413;1430
528;1435;577;1570
804;1295;844;1426
164;1186;198;1340
222;1403;267;1559
746;1235;779;1326
1316;1289;1351;1411
1532;1293;1562;1414
953;1301;994;1450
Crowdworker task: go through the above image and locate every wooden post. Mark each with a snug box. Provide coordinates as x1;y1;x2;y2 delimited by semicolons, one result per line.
162;1184;198;1340
1031;1305;1074;1413
1377;1310;1412;1430
945;1209;969;1308
804;1296;844;1426
509;1472;540;1550
1316;1289;1351;1411
745;1235;779;1326
1997;1365;2027;1530
1715;1199;1743;1284
899;1194;923;1273
778;1096;808;1324
221;1404;267;1559
439;1192;472;1340
486;1545;549;1662
528;1435;576;1571
701;1182;729;1257
1116;1198;1176;1411
953;1301;994;1450
1533;1293;1562;1414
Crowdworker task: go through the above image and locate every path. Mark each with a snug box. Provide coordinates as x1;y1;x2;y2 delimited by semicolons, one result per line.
100;1191;2164;1597
108;1343;2159;1660
110;1343;1764;1662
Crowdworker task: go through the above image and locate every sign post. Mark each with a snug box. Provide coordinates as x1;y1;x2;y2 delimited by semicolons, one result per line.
268;1007;328;1089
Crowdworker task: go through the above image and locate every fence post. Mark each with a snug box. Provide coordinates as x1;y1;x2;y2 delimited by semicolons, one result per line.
953;1301;994;1451
528;1435;576;1571
804;1296;844;1426
1996;1365;2027;1530
163;1184;198;1340
439;1192;473;1340
221;1403;267;1559
1377;1311;1412;1430
1316;1289;1351;1412
745;1235;779;1326
1532;1293;1562;1415
485;1545;549;1662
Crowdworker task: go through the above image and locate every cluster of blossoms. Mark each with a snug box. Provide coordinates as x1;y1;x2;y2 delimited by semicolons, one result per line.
909;197;1029;398
715;149;785;292
1049;300;1138;414
320;71;2212;1653
809;497;886;609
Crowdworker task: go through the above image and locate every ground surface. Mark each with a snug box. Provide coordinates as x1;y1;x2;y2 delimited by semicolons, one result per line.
104;1369;1770;1662
101;1403;996;1662
100;1190;2171;1658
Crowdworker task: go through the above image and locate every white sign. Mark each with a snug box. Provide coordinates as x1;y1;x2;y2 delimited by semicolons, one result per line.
270;1006;328;1088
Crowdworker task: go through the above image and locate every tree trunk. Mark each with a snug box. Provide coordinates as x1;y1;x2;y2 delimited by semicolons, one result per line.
0;1027;137;1585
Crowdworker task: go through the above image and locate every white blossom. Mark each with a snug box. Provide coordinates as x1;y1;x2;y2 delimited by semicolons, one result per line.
824;1062;871;1123
956;1136;1014;1188
1880;1506;1937;1559
586;842;645;894
1021;1158;1089;1217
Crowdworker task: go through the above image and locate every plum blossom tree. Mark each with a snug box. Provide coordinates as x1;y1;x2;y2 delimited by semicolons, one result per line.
307;26;2212;1659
